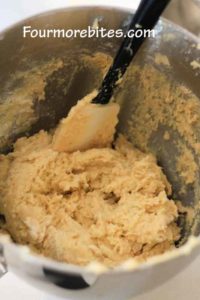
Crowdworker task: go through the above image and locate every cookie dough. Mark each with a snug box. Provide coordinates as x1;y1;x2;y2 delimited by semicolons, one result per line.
0;93;180;267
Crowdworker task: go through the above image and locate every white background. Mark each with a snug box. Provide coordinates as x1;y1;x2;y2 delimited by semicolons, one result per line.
0;0;200;299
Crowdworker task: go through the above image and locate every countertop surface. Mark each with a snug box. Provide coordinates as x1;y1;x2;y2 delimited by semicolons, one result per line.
0;0;200;299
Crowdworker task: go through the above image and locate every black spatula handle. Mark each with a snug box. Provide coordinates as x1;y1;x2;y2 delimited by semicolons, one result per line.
92;0;171;104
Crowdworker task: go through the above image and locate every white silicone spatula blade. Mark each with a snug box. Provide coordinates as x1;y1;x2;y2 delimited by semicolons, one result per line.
52;91;120;152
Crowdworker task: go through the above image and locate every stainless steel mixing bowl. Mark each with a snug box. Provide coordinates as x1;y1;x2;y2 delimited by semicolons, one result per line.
0;5;200;300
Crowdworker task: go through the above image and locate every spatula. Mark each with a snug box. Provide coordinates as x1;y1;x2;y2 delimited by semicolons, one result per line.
53;0;171;152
